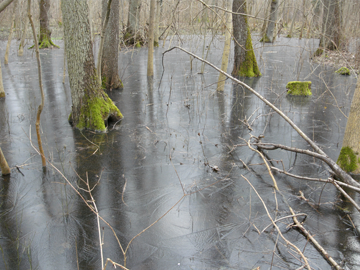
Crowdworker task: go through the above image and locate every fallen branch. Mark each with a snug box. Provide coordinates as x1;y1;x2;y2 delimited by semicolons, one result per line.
162;46;358;188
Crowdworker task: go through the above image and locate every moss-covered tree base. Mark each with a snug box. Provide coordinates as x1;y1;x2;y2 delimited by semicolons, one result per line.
102;75;124;90
260;34;270;43
29;35;60;49
123;31;144;47
314;48;324;57
335;67;350;75
236;27;261;78
39;35;60;49
70;92;123;132
286;81;312;96
337;146;360;173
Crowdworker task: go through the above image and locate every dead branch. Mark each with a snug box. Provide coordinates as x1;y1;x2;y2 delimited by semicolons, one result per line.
271;166;360;193
254;142;360;189
162;46;358;189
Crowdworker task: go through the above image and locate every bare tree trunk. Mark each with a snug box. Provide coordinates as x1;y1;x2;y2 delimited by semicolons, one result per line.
62;0;123;132
217;0;232;91
4;0;17;65
124;0;142;45
18;9;28;56
337;77;360;174
96;0;113;86
0;60;5;98
260;0;270;40
39;0;58;48
316;0;341;55
287;6;297;38
154;0;162;47
147;0;156;76
28;0;46;167
262;0;279;43
101;0;122;90
299;0;307;39
232;0;261;77
0;147;10;175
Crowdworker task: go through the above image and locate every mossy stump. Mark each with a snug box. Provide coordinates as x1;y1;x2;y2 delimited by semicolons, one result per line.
337;146;359;173
335;67;350;75
286;81;312;96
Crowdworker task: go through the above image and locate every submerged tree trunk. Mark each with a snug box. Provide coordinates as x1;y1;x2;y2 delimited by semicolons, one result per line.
124;0;142;45
316;0;341;55
39;0;58;48
61;0;123;132
147;0;155;76
232;0;261;77
101;0;122;90
262;0;279;43
337;78;360;174
0;146;10;175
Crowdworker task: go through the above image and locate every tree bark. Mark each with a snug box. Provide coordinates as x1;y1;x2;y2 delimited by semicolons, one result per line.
61;0;123;132
338;77;360;174
0;147;10;175
97;0;112;86
154;0;162;47
147;0;156;76
232;0;261;77
124;0;142;45
0;59;5;98
263;0;279;43
39;0;58;48
217;0;232;91
4;0;17;65
316;0;341;55
0;0;15;13
101;0;122;90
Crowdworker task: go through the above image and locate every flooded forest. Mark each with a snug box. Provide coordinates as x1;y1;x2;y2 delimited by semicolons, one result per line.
2;0;360;269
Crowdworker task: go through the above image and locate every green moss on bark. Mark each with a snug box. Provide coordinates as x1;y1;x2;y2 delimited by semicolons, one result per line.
238;26;261;77
260;34;270;43
0;92;5;99
38;34;60;49
286;81;312;96
76;92;123;132
335;67;350;75
337;146;359;173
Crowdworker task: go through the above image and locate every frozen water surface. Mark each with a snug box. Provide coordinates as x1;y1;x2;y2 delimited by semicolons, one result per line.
0;36;359;269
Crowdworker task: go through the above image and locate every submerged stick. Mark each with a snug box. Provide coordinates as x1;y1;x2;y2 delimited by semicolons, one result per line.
28;0;46;167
